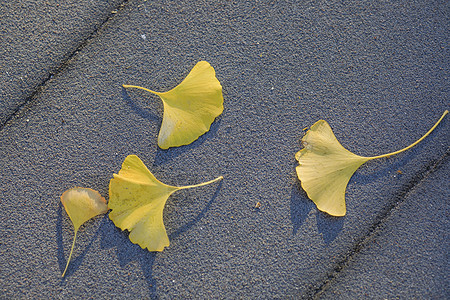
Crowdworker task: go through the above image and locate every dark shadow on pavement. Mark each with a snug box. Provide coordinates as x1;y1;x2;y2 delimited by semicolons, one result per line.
352;150;416;186
57;202;65;275
122;87;161;122
100;221;157;298
169;181;222;241
290;174;314;235
351;125;441;185
316;213;345;245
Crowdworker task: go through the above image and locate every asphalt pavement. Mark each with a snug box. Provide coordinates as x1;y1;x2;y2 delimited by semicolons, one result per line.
0;0;448;298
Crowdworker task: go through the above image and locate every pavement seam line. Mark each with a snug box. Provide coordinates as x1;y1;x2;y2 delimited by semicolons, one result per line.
0;0;130;132
305;149;449;300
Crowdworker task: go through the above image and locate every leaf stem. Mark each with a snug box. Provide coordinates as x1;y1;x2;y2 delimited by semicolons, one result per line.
179;176;223;190
62;230;78;277
123;84;160;95
368;110;448;160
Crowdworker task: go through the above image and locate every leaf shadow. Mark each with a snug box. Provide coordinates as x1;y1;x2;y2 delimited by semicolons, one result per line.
95;181;221;298
122;87;161;122
169;180;222;241
351;126;441;185
290;170;345;243
291;124;445;244
315;212;345;245
153;116;223;166
290;174;314;235
350;145;419;188
57;202;108;280
312;135;431;245
56;202;64;273
100;220;158;298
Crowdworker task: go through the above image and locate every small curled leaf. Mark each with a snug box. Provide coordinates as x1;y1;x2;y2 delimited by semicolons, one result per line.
61;188;108;277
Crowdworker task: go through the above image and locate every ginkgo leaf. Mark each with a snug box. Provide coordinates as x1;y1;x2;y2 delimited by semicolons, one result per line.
296;110;448;217
108;155;223;252
61;188;108;277
123;61;224;149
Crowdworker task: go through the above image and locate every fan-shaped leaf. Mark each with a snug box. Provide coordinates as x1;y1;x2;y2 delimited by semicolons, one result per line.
296;110;448;216
108;155;222;251
61;188;108;277
123;61;224;149
295;120;369;216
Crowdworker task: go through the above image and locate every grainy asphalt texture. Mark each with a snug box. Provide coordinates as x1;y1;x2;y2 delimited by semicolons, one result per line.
0;0;123;124
0;0;448;298
319;157;449;299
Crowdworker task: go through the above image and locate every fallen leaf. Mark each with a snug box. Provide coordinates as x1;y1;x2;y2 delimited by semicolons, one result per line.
123;61;224;149
61;188;108;277
108;155;223;251
295;110;448;216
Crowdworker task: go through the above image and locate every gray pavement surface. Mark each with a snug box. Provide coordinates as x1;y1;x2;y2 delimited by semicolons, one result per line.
0;0;448;298
0;0;124;125
319;156;449;299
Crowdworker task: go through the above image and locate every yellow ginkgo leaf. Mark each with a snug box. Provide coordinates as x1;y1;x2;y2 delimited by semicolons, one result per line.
296;110;448;217
123;61;224;149
61;188;108;277
108;155;223;252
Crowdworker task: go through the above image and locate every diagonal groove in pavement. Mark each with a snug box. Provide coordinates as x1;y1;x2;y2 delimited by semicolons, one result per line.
306;150;449;299
0;0;129;132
